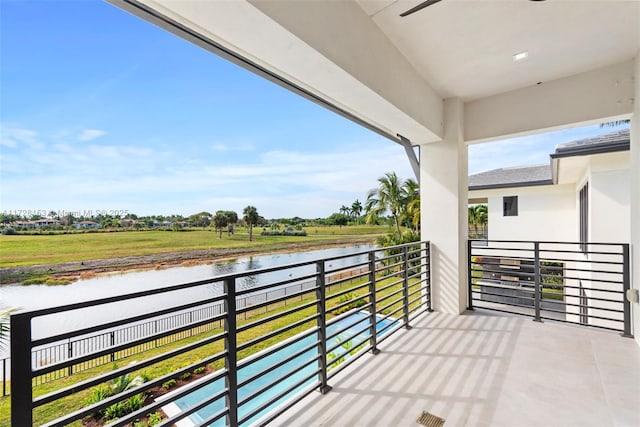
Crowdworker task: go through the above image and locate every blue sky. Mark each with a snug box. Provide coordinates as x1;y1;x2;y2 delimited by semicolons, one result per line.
0;1;627;219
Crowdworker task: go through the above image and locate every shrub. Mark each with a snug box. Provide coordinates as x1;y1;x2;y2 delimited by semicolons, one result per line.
334;292;366;315
193;366;205;374
148;411;164;426
1;228;16;235
162;379;176;390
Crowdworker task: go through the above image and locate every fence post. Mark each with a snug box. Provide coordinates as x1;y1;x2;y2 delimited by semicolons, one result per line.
224;276;239;426
110;331;115;362
621;244;633;338
533;242;543;322
67;340;73;376
402;245;412;329
11;312;33;426
315;261;332;394
467;240;474;310
368;251;380;355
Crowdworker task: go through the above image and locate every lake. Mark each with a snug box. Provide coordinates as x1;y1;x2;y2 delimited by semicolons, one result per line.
0;244;375;355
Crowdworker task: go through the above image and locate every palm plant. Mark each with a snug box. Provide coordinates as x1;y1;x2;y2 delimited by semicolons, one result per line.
403;178;420;231
351;200;362;224
0;308;16;353
243;205;259;241
365;172;408;236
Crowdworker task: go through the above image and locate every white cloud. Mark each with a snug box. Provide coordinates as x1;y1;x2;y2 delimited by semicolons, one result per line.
212;142;255;152
77;129;107;141
0;126;39;148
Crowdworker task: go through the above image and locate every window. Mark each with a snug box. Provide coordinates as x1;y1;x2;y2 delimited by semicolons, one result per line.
503;196;518;216
579;183;589;252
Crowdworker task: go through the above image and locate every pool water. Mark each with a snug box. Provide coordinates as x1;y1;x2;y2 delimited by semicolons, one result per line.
169;311;396;426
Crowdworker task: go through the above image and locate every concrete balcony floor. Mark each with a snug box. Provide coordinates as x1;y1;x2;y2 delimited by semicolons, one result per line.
274;310;640;427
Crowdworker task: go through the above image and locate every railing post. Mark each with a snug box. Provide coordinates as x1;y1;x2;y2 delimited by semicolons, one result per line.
315;261;332;394
224;276;239;426
2;358;6;397
467;239;474;310
368;252;380;355
11;312;33;427
621;244;633;338
533;242;543;322
426;242;433;312
402;245;412;329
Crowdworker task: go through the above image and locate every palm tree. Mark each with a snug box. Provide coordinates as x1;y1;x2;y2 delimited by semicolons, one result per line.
243;206;259;242
212;211;229;239
339;205;350;219
403;178;420;231
468;204;488;237
0;308;16;353
365;172;408;236
351;200;362;224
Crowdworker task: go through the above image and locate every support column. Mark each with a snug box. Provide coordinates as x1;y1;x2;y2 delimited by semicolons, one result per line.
631;51;640;345
420;98;468;314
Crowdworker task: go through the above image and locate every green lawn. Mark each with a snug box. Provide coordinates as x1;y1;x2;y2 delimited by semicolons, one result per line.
0;226;391;267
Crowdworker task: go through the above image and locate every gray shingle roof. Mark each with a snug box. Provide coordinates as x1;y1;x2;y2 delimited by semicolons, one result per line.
552;128;630;158
469;164;552;190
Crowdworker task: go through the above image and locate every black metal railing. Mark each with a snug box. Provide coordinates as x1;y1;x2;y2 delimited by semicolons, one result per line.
0;271;353;396
11;241;431;426
468;239;631;337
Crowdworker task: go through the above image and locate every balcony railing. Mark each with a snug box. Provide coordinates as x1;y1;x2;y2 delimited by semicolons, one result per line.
468;239;632;337
11;241;431;426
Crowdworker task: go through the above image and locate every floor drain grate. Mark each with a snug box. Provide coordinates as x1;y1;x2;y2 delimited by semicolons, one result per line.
416;411;445;427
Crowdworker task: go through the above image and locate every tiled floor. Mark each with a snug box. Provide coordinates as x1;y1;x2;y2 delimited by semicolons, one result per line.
272;310;640;427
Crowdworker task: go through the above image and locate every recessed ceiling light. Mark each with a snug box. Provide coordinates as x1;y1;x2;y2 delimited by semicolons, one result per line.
513;51;529;62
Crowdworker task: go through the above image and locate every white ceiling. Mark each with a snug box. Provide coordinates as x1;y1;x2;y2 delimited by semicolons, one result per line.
357;0;640;101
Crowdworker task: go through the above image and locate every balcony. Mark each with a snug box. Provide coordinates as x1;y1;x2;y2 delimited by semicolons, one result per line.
273;309;640;427
7;240;637;426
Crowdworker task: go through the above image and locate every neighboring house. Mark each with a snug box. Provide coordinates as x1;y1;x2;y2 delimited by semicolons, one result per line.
34;218;62;228
469;128;630;329
469;128;630;244
74;220;101;229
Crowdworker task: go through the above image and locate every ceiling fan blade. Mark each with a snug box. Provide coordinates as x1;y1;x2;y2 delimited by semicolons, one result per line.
399;0;443;17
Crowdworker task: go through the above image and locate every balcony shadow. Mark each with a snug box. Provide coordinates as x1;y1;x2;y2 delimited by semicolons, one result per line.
273;310;521;426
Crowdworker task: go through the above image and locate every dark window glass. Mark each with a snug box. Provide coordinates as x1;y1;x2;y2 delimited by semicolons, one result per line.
503;196;518;216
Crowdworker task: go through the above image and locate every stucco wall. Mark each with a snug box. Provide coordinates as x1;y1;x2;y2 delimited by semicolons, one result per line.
470;184;577;242
589;153;631;244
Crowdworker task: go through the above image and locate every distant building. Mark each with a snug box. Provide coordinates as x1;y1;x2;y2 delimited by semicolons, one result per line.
74;220;101;229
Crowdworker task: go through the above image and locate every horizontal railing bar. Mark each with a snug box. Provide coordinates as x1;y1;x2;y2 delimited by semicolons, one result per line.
238;342;319;389
325;314;371;344
236;299;318;332
238;329;319;371
376;278;404;294
324;282;370;302
324;260;369;275
327;334;370;370
471;239;626;246
32;296;227;347
326;295;371;316
34;336;227;406
194;408;228;427
238;369;320;425
108;375;228;427
238;356;318;407
326;323;371;356
34;313;226;376
236;289;317;316
326;271;370;288
237;314;319;353
235;273;318;297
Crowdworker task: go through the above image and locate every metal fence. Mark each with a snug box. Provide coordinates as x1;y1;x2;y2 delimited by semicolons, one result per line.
10;241;431;426
468;239;631;337
0;265;367;396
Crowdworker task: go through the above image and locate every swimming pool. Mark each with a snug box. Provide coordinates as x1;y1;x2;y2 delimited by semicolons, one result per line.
163;311;396;426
